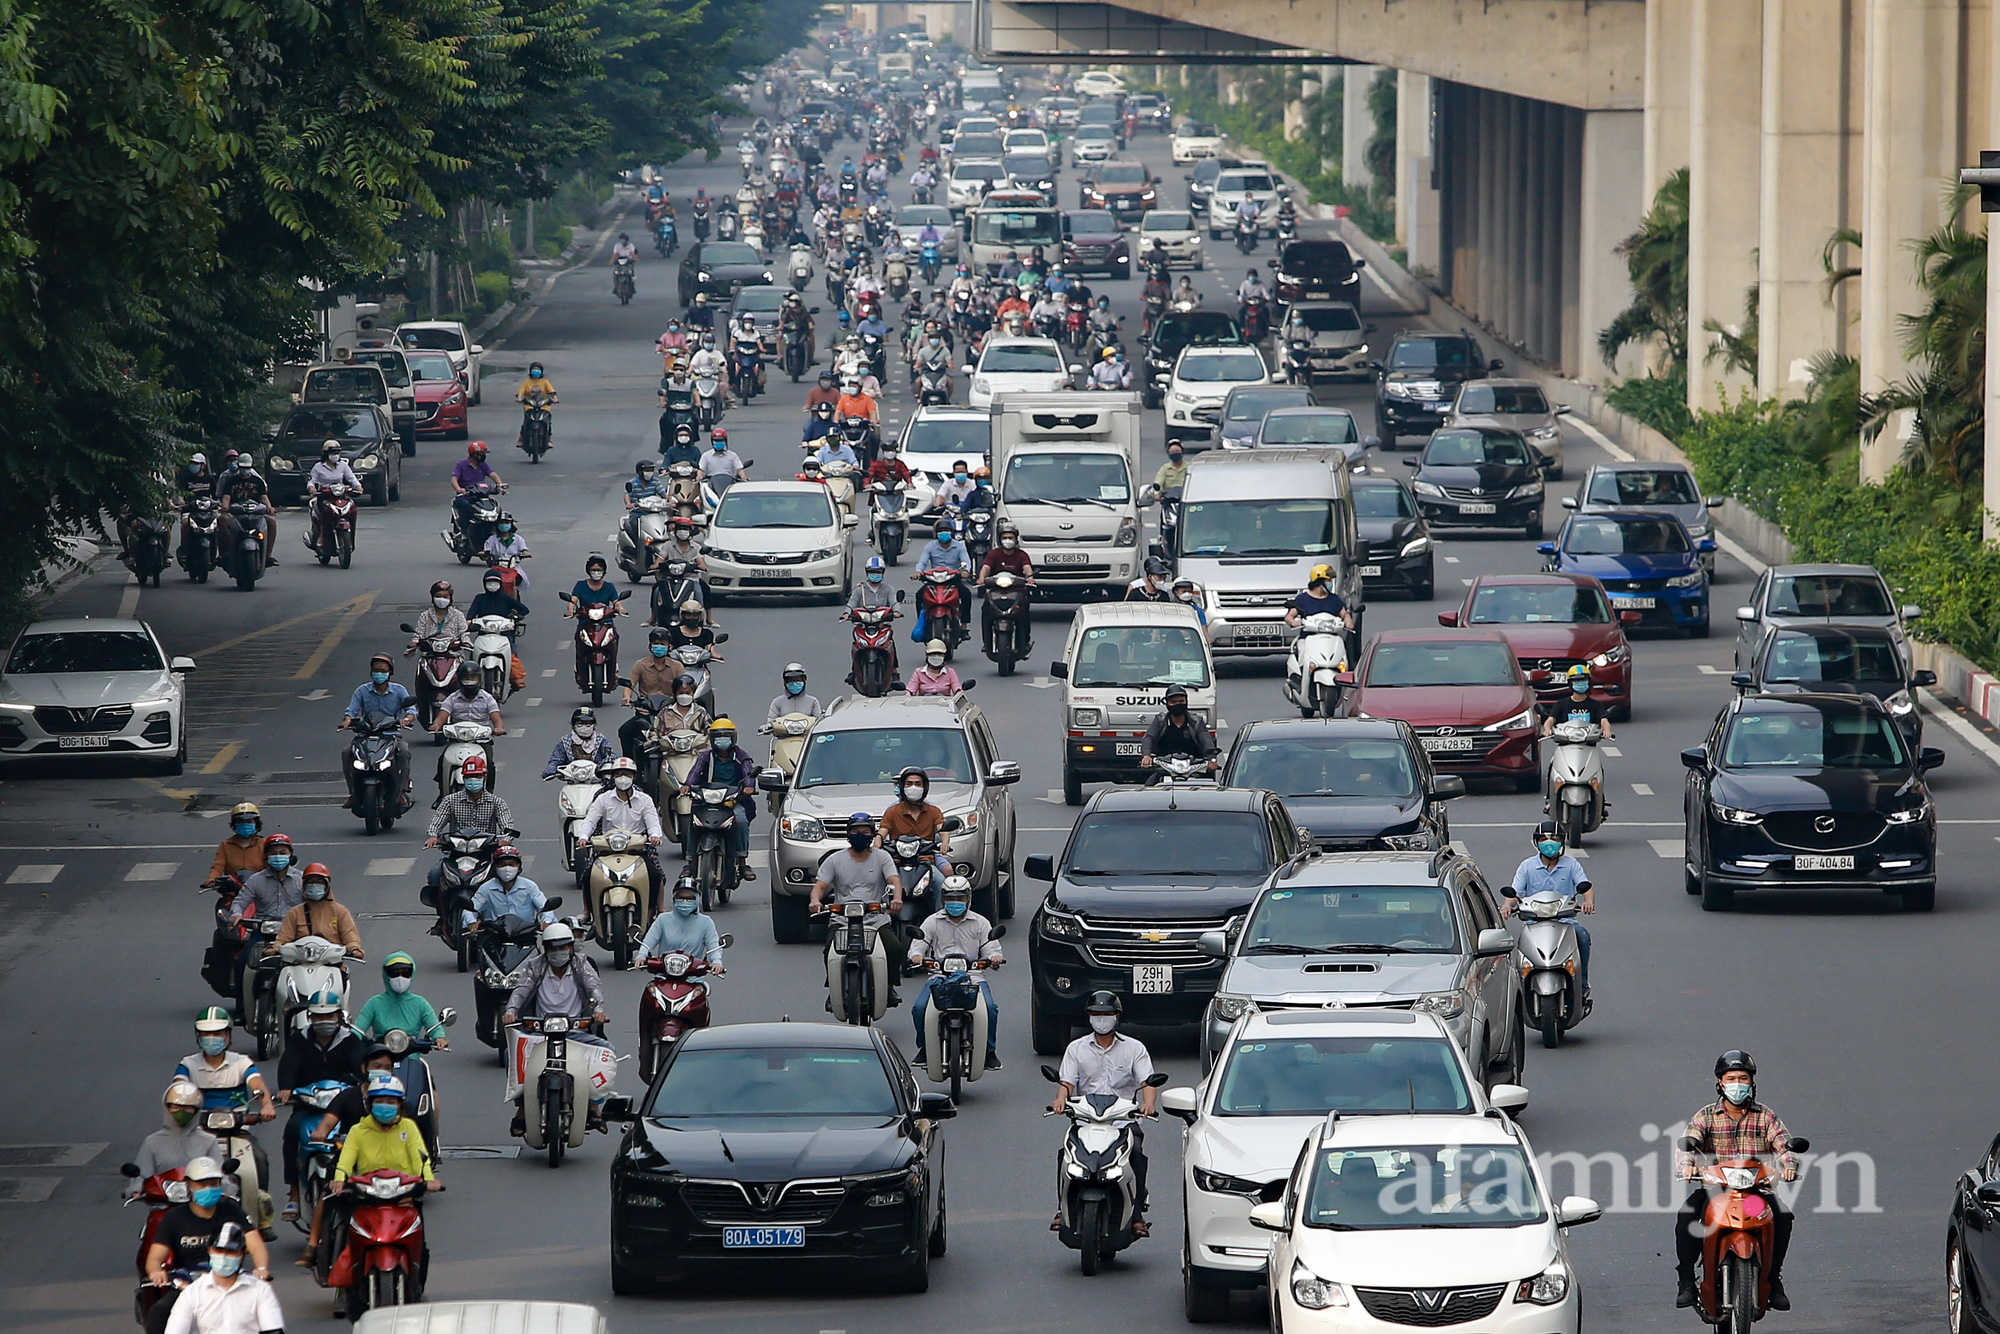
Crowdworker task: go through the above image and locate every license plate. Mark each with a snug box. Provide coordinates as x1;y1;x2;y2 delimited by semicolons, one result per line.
1114;742;1142;756
56;734;112;750
761;568;793;579
1044;552;1089;566
1132;964;1173;994
1360;565;1383;578
1611;597;1656;609
1794;854;1855;871
1420;736;1474;752
1458;502;1497;515
722;1225;806;1249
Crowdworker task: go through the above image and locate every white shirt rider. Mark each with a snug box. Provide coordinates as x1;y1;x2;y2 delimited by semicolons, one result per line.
308;457;361;491
1237;275;1269;304
1233;196;1263;224
611;238;638;264
688;346;726;380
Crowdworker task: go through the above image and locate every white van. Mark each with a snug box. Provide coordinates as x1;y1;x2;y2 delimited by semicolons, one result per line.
990;391;1143;600
356;1301;606;1333
1051;602;1216;804
1170;448;1364;656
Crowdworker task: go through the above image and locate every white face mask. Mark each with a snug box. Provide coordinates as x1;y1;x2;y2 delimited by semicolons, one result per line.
903;784;924;801
927;655;945;669
676;693;695;707
497;866;519;883
1088;1014;1117;1036
1001;537;1017;549
573;725;595;740
615;775;635;791
387;976;412;995
433;597;450;610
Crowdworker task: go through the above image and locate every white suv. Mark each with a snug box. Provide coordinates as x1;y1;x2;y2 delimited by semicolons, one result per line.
1248;1101;1598;1333
1163;1010;1527;1322
1206;164;1284;239
1165;345;1272;449
947;159;1011;213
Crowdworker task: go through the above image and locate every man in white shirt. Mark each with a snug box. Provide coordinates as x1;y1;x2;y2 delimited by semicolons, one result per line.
576;755;665;910
1051;990;1159;1235
610;232;639;264
162;1222;283;1334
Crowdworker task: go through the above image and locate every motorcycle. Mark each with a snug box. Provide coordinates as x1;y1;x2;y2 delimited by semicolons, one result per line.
224;500;272;591
307;486;358;569
884;253;911;302
1282;612;1351;718
1064;297;1090;349
343;715;409;836
519;390;554;463
401;625;467;739
550;760;604;873
637;943;729;1083
860;330;888;382
919;941;1003;1101
443;482;505;563
257;935;351;1063
470;907;553;1051
1235;212;1259;254
982;569;1032;676
920;241;941;282
1284;335;1317;386
121;1163;194;1324
715;208;739;242
508;1015;619;1167
619;496;673;583
758;712;815;786
868;480;911;563
887;830;952;929
740;145;757;177
819;900;892;1025
435;720;494;805
1680;1132;1811;1334
663;460;705;521
327;1169;427;1317
1044;1066;1170;1275
1546;719;1608;846
962;505;995;565
468;614;520;704
691;204;709;241
822;458;860;518
917;360;951;405
693;374;725;429
421;831;507;971
657;728;704;855
123;515;171;588
377;1011;454;1155
561;596;620;708
1512;891;1588;1049
669;641;723;716
648;558;705;629
290;1078;348;1239
782;319;812;381
178;496;223;584
687;783;744;910
730;344;763;403
1276;210;1298;244
847;598;903;696
196;1105;276;1236
613;256;637;305
1240;294;1270;344
580;829;656;970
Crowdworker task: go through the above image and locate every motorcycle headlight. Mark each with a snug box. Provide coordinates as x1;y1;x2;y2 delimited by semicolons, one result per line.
1712;802;1764;825
1485;707;1535;732
1411;480;1444;498
1212;993;1248;1021
1399;536;1432;557
1071;707;1102;728
1886;796;1932;824
1290;1259;1347;1310
1515;1260;1571;1306
1413;990;1465;1019
1722;1167;1759;1191
1591;645;1630;666
1667;571;1706;589
1505;481;1544;500
353;757;367;770
781;815;824;843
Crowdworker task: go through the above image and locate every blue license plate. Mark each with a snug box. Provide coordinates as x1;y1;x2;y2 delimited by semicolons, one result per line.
722;1225;805;1249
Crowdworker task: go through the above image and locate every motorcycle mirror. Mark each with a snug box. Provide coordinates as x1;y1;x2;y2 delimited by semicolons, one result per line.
959;679;976;691
543;895;564;910
121;1162;141;1178
1145;1072;1170;1088
1677;1135;1703;1153
221;1157;241;1175
1785;1136;1811;1154
717;933;734;949
713;632;730;645
437;1007;459;1028
399;623;417;633
615;677;631;688
1040;1064;1062;1084
559;592;574;602
895;588;908;602
989;924;1006;940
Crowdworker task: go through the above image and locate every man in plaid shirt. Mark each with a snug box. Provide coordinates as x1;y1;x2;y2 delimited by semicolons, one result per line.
1675;1050;1799;1311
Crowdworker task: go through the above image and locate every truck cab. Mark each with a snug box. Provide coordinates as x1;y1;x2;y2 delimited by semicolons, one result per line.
989;391;1142;601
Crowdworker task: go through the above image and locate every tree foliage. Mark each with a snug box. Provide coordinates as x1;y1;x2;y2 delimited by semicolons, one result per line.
1599;168;1690;373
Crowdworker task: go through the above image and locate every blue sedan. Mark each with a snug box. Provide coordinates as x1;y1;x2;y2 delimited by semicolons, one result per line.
1539;511;1717;636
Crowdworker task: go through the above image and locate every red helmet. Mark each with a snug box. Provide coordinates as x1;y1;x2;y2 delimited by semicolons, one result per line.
468;441;488;457
263;834;294;853
460;754;489;778
300;862;331;884
709;428;729;444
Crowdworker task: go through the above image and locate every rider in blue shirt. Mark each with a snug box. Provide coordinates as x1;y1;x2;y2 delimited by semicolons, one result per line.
1506;821;1595;998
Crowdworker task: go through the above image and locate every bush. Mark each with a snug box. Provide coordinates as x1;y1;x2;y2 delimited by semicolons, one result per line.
473;270;514;314
1604;366;1692;440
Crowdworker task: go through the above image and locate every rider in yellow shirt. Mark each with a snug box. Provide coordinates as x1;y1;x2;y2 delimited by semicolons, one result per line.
515;361;558;453
332;1074;438;1190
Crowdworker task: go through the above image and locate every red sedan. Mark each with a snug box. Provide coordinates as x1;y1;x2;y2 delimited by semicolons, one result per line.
1340;628;1544;790
1436;573;1637;720
408;349;469;440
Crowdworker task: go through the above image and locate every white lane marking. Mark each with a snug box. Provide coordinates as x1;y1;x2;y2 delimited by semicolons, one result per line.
1631;783;1653;796
1601;745;1622;757
526;697;542;707
1648;838;1686;859
124;862;179;882
6;865;60;884
1696;664;1724;675
1919;692;2000;769
1562;414;1634;463
1443;556;1461;564
1567;848;1588;858
118;575;140;620
541;670;557;678
1039;788;1067;804
1461;577;1475;586
366;859;416;876
299;689;329;702
1449;840;1471;858
1026;677;1058;689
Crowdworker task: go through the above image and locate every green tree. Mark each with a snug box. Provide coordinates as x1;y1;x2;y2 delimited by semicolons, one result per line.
1600;168;1690;372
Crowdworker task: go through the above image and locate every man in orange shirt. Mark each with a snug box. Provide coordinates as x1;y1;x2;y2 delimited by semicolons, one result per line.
835;377;880;429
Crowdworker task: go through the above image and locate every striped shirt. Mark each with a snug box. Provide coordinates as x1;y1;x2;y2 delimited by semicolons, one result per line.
428;790;512;841
1677;1099;1799;1182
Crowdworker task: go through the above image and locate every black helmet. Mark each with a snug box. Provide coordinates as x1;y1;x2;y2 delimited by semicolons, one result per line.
636;459;656;474
897;765;929;797
672;673;697;693
1084;989;1123;1016
649;626;674;645
1143;555;1169;577
456;662;480;685
1533;820;1561;844
571;706;597;728
1715;1050;1757;1080
585;553;607;574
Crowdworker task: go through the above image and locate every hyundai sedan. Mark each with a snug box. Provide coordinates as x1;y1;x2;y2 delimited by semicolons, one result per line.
1341;630;1543;790
0;619;194;774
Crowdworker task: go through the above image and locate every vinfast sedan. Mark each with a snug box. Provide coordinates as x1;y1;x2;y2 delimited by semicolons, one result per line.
1540;511;1716;637
1341;630;1543;791
0;619;194;774
1737;623;1936;745
1404;427;1547;538
1681;693;1942;911
1438;574;1636;719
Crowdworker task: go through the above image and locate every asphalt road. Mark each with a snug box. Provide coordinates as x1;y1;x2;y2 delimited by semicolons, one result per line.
1;115;1994;1334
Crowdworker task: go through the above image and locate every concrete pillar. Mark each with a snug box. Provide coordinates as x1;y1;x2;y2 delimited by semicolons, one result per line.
1579;110;1647;379
1645;0;1695;197
1398;71;1441;273
1758;0;1856;400
1284;97;1308;143
1477;91;1500;323
1687;0;1763;412
1561;110;1587;373
1987;14;2000;539
1524;103;1554;360
1502;97;1527;343
1860;0;1963;481
1345;66;1379;191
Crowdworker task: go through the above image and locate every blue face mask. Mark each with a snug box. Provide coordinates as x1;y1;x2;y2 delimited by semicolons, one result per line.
371;671;389;686
712;441;726;451
674;899;698;916
370;1103;400;1125
714;738;733;752
266;855;290;872
191;1186;224;1209
868;572;883;584
497;524;514;536
209;1251;242;1277
463;778;485;795
938;533;953;545
197;1035;228;1056
786;681;804;696
234;822;257;838
954;472;968;482
651;645;669;658
1537;840;1563;859
944;900;967;919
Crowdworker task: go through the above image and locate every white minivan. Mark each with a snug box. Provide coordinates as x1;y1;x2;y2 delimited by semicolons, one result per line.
1051;601;1216;805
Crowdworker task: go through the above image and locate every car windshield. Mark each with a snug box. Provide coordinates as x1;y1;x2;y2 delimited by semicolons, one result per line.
1388;339;1474;371
956;135;1004;155
1072;625;1210;688
281;408;374;440
1244;884;1458;952
1303;1144;1545;1229
1145;211;1193;231
1280;242;1354;276
1002;451;1131;506
1075;126;1114;142
6;631;165;674
980;344;1064;374
1767;573;1894;617
396;327;464;352
1153;312;1240;349
1096;164;1148;184
701;242;761;265
1289;305;1363;333
1455;385;1549;415
1005;131;1047;147
1422;430;1531;467
1468;583;1612;624
1260;412;1358;445
1065;810;1269;877
1225;389;1310;424
1181;499;1335;557
1180;121;1218;138
901;416;987;457
710;490;835;530
406;351;456;382
1587;468;1701;506
1366;641;1517;688
1763;630;1903;683
1563;516;1691;555
733;289;785;313
1218;172;1275;193
1720;706;1907;769
1192;160;1234;186
953;161;1006;183
645;1045;897;1118
304;368;384;402
897;205;953;229
350;353;410;389
1352;484;1414;519
1003;155;1051;178
795;726;977;787
1229;737;1418;800
1216;1036;1472;1116
973;210;1061;245
1067;212;1118;236
1178;352;1267;383
1079;105;1119;123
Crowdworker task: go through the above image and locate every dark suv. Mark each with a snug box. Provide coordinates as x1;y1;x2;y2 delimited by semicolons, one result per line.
1062;209;1131;279
1269;239;1363;306
1140;309;1241;408
1026;785;1309;1051
1375;332;1503;448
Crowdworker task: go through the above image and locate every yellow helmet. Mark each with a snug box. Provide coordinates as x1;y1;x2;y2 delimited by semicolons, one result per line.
228;801;262;828
1308;564;1335;586
708;717;736;737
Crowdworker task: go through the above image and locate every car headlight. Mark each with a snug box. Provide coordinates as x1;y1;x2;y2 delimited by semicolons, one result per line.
1290;1259;1347;1310
1884;689;1916;716
1072;707;1102;728
1686;521;1711;538
444;390;466;405
1667;571;1705;588
973;377;989;395
1399;536;1432;557
1170;390;1195;405
702;547;736;563
780;815;824;842
268;456;297;472
763;271;773;282
1191;1166;1267;1196
356;454;380;470
1411;480;1444;498
806;546;841;561
1886;796;1932;824
1591;645;1630;666
1486;707;1535;732
698;271;710;282
1212;993;1248;1021
1712;802;1763;825
1383;382;1411;398
1189;234;1202;245
1528;425;1561;441
1413;990;1465;1019
1506;481;1544;500
1039;910;1083;939
1382;831;1439;851
1140;189;1156;200
1515;1260;1571;1306
947;808;980;833
1115;516;1138;546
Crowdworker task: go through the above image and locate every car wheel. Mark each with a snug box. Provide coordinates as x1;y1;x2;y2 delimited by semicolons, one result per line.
1183;1247;1233;1323
894;1239;931;1293
1950;1234;1976;1334
1412;564;1435;601
1903;883;1937;912
1700;873;1734;912
1031;991;1069;1055
1062;763;1084;806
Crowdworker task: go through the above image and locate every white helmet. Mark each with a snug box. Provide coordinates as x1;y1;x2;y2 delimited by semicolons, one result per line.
940;875;972;901
539;922;577;950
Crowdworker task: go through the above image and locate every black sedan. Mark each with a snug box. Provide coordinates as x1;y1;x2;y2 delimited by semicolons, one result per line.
1267;238;1363;306
678;240;774;305
265;402;401;506
1221;719;1462;852
1352;476;1435;599
1680;693;1942;912
1002;152;1057;200
1947;1133;2000;1332
1736;623;1937;745
1402;426;1546;538
606;1023;952;1294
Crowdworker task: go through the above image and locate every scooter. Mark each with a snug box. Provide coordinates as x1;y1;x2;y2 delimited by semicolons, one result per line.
822;458;860;518
580;829;655;971
197;1105;277;1237
1235;213;1258;254
259;935;351;1062
1680;1132;1811;1334
343;716;409;837
612;257;637;305
178;496;223;583
759;711;816;784
887;830;952;929
421;831;507;971
1546;719;1608;846
637;942;730;1082
443;482;505;563
120;515;171;588
962;506;994;565
519;391;555;463
653;216;677;257
402;627;466;739
237;919;285;1056
468;614;520;704
917;567;968;658
509;1015;620;1167
919;942;1003;1101
846;598;903;697
649;559;705;629
920;241;941;283
290;1079;348;1238
1240;295;1271;344
377;1010;454;1156
225;501;272;591
663;461;705;522
308;486;358;568
471;909;551;1052
1043;1067;1170;1275
917;360;952;405
869;480;911;564
693;374;725;430
982;570;1033;676
1282;612;1351;719
549;761;603;872
782;319;812;381
687;784;743;910
669;641;724;716
691;204;709;241
121;1163;195;1324
435;721;494;804
884;254;911;302
561;596;620;707
1513;891;1589;1050
819;900;892;1025
656;728;704;854
619;496;673;583
788;243;815;292
327;1169;426;1317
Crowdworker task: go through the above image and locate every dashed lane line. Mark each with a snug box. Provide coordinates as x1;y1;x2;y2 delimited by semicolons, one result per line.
123;862;180;882
5;866;60;884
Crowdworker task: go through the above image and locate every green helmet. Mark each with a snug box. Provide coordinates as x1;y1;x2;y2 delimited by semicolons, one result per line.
195;1006;232;1034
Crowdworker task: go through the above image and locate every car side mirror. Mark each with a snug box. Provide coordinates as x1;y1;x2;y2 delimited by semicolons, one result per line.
1735;605;1756;621
1706;495;1725;508
471;344;485;356
1474;927;1512;958
1196;930;1229;959
1265;258;1278;269
1913;669;1938;687
1048;661;1068;679
1024;854;1055;881
1362;434;1380;449
1919;746;1946;771
1430;774;1467;799
1730;672;1754;692
1352;256;1366;270
170;656;197;673
1487;358;1505;373
1559;496;1577;510
1160;1087;1199;1123
1487;1083;1529;1114
1067;363;1084;375
1401;457;1419;468
1368;361;1385;373
843;513;860;527
599;1094;636;1123
1247;1202;1286;1231
757;768;788;793
1680;746;1708;770
960;365;975;375
1901;603;1923;621
1556;1196;1603;1228
1552;404;1572;416
1536;542;1556;556
986;760;1021;785
1973;1182;2000;1209
1697;538;1717;553
1436;611;1459;627
917;1092;956;1120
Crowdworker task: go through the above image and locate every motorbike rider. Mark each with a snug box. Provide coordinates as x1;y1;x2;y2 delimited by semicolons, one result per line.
835;373;880;430
975;520;1035;654
464;844;554;936
1231;193;1263;236
142;1162;271;1334
564;555;627;619
779;291;817;365
657;366;696;452
1051;991;1159;1236
1028;285;1066;337
1283;562;1356;632
341;654;417;809
1674;1052;1798;1311
274;990;363;1222
227;834;303;996
327;1072;437;1309
1541;663;1616;741
846;558;902;687
651;514;705;577
804;368;842;415
353;951;448;1049
638;875;727;981
449;441;504;533
424;753;512;905
305;440;362;550
908;876;1003;1070
275;863;364;957
1236;267;1271;325
728;313;765;402
1087;346;1130;389
171;453;218;566
810;812;907;983
1139;684;1219;775
656;317;690;365
865;442;914;505
688;332;728;387
652;673;712;748
813;429;860;471
802;399;838;446
684;290;716;332
611;232;638;265
912;328;953;394
619;628;685;758
131;1080;222;1193
500;923;612;1130
429;660;505;757
912;520;971;631
680;719;758;884
479;511;532;588
514;360;559;449
577;754;667;906
1126;555;1173;603
178;1008;277;1119
543;706;616;779
1505;820;1594;1001
1153;443;1187;496
412;579;470;652
880;764;955;891
216;450;278;567
926;460;980;523
1274;196;1298;233
1171;274;1201;308
660;421;703;471
906;639;964;696
700;429;748;491
467;569;529;694
622;458;668;531
766;663;823;725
